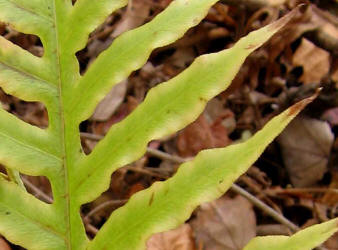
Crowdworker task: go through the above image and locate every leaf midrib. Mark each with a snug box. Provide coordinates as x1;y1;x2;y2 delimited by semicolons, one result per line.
51;1;72;249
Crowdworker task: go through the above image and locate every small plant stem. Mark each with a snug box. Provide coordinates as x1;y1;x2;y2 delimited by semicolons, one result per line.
123;166;166;178
230;183;299;232
80;132;103;141
22;177;53;203
80;132;301;233
83;200;127;222
265;187;338;195
86;224;99;235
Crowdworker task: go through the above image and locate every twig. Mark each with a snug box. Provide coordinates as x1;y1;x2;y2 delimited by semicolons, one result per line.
80;132;301;233
220;0;286;11
85;223;99;235
22;177;53;204
123;166;167;178
146;148;187;164
84;199;128;222
230;184;299;232
81;132;103;141
265;187;338;195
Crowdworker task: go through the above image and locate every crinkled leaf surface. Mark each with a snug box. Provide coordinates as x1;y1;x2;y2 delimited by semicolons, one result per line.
0;1;334;250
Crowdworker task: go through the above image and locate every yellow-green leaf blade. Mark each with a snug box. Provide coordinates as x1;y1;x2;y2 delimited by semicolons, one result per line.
0;177;65;250
0;61;57;104
0;36;53;84
66;0;128;53
0;0;52;39
74;7;303;205
244;218;338;250
88;94;316;250
1;0;52;19
0;107;61;177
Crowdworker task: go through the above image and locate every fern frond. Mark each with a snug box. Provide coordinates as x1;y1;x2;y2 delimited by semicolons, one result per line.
74;8;299;204
0;1;335;250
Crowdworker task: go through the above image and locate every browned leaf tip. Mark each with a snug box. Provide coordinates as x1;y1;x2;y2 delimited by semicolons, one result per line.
288;88;321;116
245;44;258;50
267;4;309;32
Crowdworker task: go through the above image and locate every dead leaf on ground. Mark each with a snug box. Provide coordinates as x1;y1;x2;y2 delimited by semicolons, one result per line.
111;0;151;38
191;195;256;250
177;114;231;157
91;80;127;121
321;171;338;207
167;47;195;69
256;224;290;236
278;116;334;187
146;224;195;250
331;59;338;84
0;237;11;250
324;231;338;250
322;107;338;126
264;5;317;61
310;5;338;41
292;38;330;84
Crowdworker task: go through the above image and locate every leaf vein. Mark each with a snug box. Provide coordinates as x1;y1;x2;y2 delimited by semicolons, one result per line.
6;0;52;22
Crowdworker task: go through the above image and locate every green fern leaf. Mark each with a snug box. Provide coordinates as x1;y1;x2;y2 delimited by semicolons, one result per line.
0;1;335;250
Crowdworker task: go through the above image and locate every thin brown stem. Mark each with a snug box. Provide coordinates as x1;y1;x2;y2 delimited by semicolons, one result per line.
22;177;53;204
84;199;127;222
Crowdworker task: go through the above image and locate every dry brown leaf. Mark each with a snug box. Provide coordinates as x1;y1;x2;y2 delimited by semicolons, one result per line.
321;171;338;207
146;224;195;250
191;195;256;250
324;231;338;250
264;5;317;61
177;114;231;157
311;5;338;40
322;107;338;126
332;66;338;83
111;0;151;38
0;237;11;250
168;47;195;69
256;224;290;236
278;116;334;187
293;38;330;84
91;80;127;121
